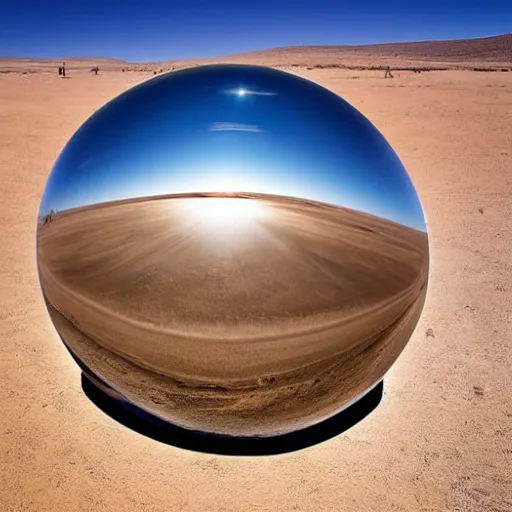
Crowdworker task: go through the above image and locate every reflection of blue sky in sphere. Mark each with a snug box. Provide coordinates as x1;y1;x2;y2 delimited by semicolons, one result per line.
40;64;426;231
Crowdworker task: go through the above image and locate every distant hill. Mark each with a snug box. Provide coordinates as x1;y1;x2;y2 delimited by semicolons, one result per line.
2;56;127;64
194;34;512;69
0;56;132;73
1;34;511;73
219;34;512;63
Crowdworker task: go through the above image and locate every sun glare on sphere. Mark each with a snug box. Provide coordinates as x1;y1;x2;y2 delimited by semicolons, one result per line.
237;89;246;97
189;197;267;227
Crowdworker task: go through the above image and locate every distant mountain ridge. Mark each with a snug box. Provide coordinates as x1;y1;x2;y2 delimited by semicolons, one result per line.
223;34;512;63
1;34;511;71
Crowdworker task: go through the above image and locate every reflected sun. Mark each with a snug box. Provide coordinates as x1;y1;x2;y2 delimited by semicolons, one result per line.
189;197;267;228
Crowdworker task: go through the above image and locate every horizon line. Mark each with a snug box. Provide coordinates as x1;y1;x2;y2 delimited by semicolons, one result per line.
2;32;510;64
38;190;427;233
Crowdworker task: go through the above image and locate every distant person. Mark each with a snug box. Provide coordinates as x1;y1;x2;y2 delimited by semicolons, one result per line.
62;61;66;77
44;209;55;225
58;66;62;76
384;66;393;79
91;66;99;75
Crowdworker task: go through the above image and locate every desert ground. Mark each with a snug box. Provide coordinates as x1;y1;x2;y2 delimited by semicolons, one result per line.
37;193;427;435
1;47;511;510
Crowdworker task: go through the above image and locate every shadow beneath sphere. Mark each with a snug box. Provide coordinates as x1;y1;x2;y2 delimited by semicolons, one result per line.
80;371;383;456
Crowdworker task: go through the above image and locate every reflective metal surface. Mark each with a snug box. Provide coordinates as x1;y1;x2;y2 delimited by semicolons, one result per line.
37;64;429;437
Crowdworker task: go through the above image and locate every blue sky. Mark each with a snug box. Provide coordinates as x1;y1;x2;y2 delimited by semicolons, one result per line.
40;64;427;230
1;1;510;62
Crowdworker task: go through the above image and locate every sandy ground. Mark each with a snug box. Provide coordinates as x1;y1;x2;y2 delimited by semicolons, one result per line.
37;193;427;435
1;68;511;510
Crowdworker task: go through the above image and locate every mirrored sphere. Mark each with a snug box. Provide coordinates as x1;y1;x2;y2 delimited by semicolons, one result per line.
37;64;429;437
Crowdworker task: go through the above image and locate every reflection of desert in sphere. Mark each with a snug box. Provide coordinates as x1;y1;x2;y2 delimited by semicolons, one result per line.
36;64;429;437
